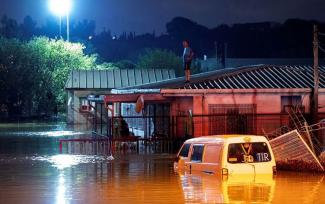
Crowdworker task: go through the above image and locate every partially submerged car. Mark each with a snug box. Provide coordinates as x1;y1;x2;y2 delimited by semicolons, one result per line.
174;135;276;175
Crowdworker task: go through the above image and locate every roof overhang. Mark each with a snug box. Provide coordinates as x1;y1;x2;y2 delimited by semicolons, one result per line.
161;88;314;96
104;93;168;104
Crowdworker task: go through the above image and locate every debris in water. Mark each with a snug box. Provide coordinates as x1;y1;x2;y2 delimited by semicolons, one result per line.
269;130;324;172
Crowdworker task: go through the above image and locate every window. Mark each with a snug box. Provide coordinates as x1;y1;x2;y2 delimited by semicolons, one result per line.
179;143;191;157
209;104;256;135
191;145;204;162
204;145;222;163
281;96;302;113
227;142;271;163
80;98;90;112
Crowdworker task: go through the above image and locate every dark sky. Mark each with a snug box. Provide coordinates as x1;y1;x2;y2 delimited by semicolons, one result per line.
1;0;325;35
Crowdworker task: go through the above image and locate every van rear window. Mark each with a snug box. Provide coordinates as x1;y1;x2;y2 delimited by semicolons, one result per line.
228;142;271;163
179;143;191;157
191;145;204;162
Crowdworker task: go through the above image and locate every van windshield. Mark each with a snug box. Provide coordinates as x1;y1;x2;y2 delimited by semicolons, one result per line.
179;143;191;157
228;142;271;163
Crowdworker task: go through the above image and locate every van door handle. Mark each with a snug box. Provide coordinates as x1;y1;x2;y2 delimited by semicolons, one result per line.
202;170;214;175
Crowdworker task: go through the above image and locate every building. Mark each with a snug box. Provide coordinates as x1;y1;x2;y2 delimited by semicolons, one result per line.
65;69;176;124
103;65;325;143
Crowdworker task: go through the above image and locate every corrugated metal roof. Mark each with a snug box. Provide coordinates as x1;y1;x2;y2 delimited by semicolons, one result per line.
65;69;176;89
124;65;325;89
184;65;325;89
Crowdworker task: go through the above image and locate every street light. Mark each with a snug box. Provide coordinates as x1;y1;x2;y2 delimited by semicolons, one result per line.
49;0;72;41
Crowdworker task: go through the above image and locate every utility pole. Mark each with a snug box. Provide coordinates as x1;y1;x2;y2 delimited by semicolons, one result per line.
66;13;70;42
312;25;319;125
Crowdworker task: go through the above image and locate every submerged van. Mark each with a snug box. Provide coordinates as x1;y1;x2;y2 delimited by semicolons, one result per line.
174;135;276;175
177;172;276;203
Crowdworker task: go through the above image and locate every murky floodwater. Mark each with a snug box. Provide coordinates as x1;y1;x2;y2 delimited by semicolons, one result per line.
0;122;325;204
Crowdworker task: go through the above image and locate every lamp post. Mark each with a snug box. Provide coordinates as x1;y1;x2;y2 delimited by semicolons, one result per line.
49;0;72;41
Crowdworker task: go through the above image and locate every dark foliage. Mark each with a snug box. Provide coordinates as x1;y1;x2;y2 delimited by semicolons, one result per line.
1;15;324;62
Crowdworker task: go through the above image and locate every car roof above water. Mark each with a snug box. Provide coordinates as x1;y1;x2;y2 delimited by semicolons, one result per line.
185;135;268;144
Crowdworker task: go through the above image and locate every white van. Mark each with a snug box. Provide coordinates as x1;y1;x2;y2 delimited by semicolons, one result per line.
174;135;276;175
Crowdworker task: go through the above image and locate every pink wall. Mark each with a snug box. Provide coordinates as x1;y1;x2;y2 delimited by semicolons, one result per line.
167;90;324;137
170;97;193;137
203;92;311;114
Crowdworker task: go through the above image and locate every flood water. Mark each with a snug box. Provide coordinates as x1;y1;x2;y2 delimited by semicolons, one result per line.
0;122;325;204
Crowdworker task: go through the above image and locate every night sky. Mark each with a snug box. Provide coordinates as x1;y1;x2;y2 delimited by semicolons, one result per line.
1;0;325;34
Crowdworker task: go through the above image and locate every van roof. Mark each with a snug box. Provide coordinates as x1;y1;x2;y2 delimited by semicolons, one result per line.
185;135;268;143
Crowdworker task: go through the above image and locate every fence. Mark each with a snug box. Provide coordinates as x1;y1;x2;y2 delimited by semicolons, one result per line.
90;113;324;148
61;112;323;155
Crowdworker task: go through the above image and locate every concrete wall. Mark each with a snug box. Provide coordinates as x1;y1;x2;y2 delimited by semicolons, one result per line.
202;92;311;114
167;90;318;137
67;90;89;124
67;90;111;124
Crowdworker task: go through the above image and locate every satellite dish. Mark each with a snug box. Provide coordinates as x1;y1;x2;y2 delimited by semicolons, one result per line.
135;95;144;113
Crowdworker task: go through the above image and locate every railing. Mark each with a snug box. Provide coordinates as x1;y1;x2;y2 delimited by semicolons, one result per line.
60;113;324;155
58;136;183;154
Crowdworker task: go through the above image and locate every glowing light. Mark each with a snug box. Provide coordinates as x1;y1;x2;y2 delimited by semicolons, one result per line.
49;0;72;17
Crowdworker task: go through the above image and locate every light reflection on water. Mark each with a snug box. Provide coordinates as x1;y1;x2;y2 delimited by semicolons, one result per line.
32;154;114;170
57;173;67;204
2;130;85;137
1;122;325;203
1;153;325;203
0;122;90;137
0;122;90;155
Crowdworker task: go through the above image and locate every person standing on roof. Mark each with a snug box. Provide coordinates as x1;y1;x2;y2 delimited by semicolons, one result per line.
182;40;194;83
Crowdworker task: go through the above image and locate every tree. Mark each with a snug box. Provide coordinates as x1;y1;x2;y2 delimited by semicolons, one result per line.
0;37;30;117
0;15;20;38
96;62;119;70
28;37;97;110
20;16;38;40
115;60;136;69
0;36;97;118
166;17;213;58
137;49;183;76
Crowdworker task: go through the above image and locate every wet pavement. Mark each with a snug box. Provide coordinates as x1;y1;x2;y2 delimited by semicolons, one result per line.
0;122;325;203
